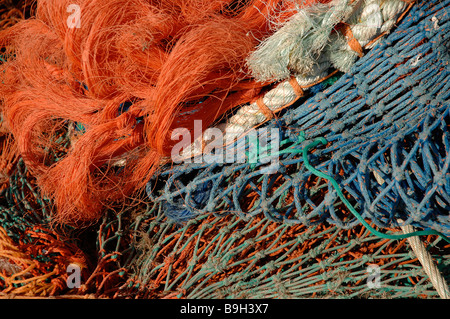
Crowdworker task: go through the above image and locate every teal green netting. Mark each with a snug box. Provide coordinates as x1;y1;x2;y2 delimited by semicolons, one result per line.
117;203;450;298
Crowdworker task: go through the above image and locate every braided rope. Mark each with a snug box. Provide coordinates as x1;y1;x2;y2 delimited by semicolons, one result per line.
180;0;413;160
400;221;450;299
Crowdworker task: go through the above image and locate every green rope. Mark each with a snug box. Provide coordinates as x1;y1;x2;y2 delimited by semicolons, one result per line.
302;137;450;244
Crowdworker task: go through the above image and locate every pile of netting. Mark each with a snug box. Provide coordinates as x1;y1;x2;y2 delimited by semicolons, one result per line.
1;173;449;298
0;0;449;299
129;0;450;298
0;0;337;226
148;0;450;235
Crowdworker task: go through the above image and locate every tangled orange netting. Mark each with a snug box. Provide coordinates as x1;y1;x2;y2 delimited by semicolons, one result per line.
0;0;331;226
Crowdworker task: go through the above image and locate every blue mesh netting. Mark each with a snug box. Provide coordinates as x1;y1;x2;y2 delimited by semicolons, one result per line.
146;0;450;236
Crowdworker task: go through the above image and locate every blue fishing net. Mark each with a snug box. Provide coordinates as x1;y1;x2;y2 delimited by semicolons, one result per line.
146;0;450;236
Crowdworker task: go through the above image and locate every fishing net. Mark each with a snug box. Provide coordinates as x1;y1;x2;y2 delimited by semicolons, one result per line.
121;207;449;299
0;159;89;297
0;0;36;32
0;0;449;299
132;0;450;298
147;0;450;236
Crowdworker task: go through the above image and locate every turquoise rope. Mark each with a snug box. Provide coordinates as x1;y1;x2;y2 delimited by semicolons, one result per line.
303;137;450;244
